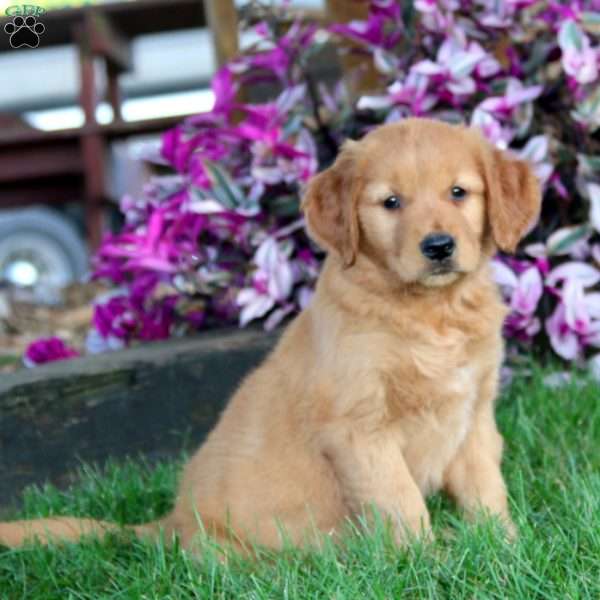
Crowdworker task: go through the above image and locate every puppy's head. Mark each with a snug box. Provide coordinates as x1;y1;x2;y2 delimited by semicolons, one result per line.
302;118;541;288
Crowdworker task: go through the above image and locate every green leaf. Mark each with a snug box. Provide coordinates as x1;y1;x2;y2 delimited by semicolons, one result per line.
203;161;248;211
577;153;600;178
268;195;301;217
558;20;584;53
547;225;591;256
572;86;600;132
283;114;304;139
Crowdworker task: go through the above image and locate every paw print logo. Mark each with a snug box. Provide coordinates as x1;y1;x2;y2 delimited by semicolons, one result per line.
4;15;45;49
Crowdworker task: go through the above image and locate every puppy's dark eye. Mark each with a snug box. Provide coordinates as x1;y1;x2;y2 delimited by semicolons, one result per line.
451;186;467;200
383;195;402;210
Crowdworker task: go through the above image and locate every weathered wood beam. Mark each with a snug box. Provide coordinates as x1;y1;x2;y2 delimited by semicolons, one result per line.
204;0;239;67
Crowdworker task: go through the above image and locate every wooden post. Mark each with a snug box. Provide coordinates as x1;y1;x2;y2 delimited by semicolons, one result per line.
325;0;382;97
74;23;106;250
107;65;122;122
74;11;131;249
204;0;239;66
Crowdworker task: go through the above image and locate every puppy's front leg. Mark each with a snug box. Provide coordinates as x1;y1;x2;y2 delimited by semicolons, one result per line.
443;373;514;537
320;425;431;544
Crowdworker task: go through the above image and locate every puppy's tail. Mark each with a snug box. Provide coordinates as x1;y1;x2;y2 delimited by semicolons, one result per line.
0;517;160;547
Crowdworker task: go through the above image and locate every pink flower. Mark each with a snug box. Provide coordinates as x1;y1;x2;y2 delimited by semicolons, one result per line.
587;182;600;232
233;21;317;82
237;237;295;327
254;237;294;301
412;36;488;99
493;260;543;342
92;294;176;344
514;135;554;186
477;79;543;116
24;337;80;368
546;261;600;289
329;0;403;50
558;20;599;85
471;108;514;148
475;0;538;29
546;300;581;360
414;0;459;33
511;267;544;316
505;311;541;341
329;16;401;51
236;288;276;327
546;281;600;359
358;70;437;115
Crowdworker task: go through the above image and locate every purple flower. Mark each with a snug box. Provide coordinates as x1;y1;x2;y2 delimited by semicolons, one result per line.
471;79;544;147
412;36;489;100
24;337;80;368
92;294;175;345
477;79;544;116
546;261;600;290
492;259;543;342
474;0;538;29
330;16;401;51
358;70;437;115
232;21;317;82
237;237;295;327
414;0;459;33
546;281;600;360
471;108;514;149
558;20;599;85
511;267;544;316
514;135;554;186
589;183;600;232
329;0;403;50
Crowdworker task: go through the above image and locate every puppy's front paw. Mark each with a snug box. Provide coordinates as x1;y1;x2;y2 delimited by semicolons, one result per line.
391;516;434;547
502;517;518;542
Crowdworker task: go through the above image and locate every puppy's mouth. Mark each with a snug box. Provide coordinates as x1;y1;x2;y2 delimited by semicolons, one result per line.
421;261;461;287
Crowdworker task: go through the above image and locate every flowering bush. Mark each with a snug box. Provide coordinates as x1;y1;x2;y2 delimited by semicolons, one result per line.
26;0;600;369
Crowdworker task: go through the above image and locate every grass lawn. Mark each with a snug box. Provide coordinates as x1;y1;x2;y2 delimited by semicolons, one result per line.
1;368;599;599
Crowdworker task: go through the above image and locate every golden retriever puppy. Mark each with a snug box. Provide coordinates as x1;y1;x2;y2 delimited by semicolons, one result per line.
0;118;540;553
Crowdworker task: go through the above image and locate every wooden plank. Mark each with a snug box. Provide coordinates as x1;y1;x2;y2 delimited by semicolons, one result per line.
0;328;279;513
204;0;239;66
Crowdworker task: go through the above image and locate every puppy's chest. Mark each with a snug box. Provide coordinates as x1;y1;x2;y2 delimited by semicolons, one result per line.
383;327;484;414
396;363;480;494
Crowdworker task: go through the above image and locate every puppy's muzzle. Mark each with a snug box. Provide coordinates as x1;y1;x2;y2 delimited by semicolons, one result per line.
420;233;455;262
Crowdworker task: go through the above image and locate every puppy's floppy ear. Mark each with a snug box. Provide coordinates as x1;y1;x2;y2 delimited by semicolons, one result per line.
302;144;360;267
483;148;541;253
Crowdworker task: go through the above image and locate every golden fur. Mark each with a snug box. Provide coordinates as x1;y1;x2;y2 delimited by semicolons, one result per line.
0;118;541;553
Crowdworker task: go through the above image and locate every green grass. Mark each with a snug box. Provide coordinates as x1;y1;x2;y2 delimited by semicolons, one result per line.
1;367;599;599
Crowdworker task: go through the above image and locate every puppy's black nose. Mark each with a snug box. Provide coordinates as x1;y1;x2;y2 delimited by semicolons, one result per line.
420;233;455;261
